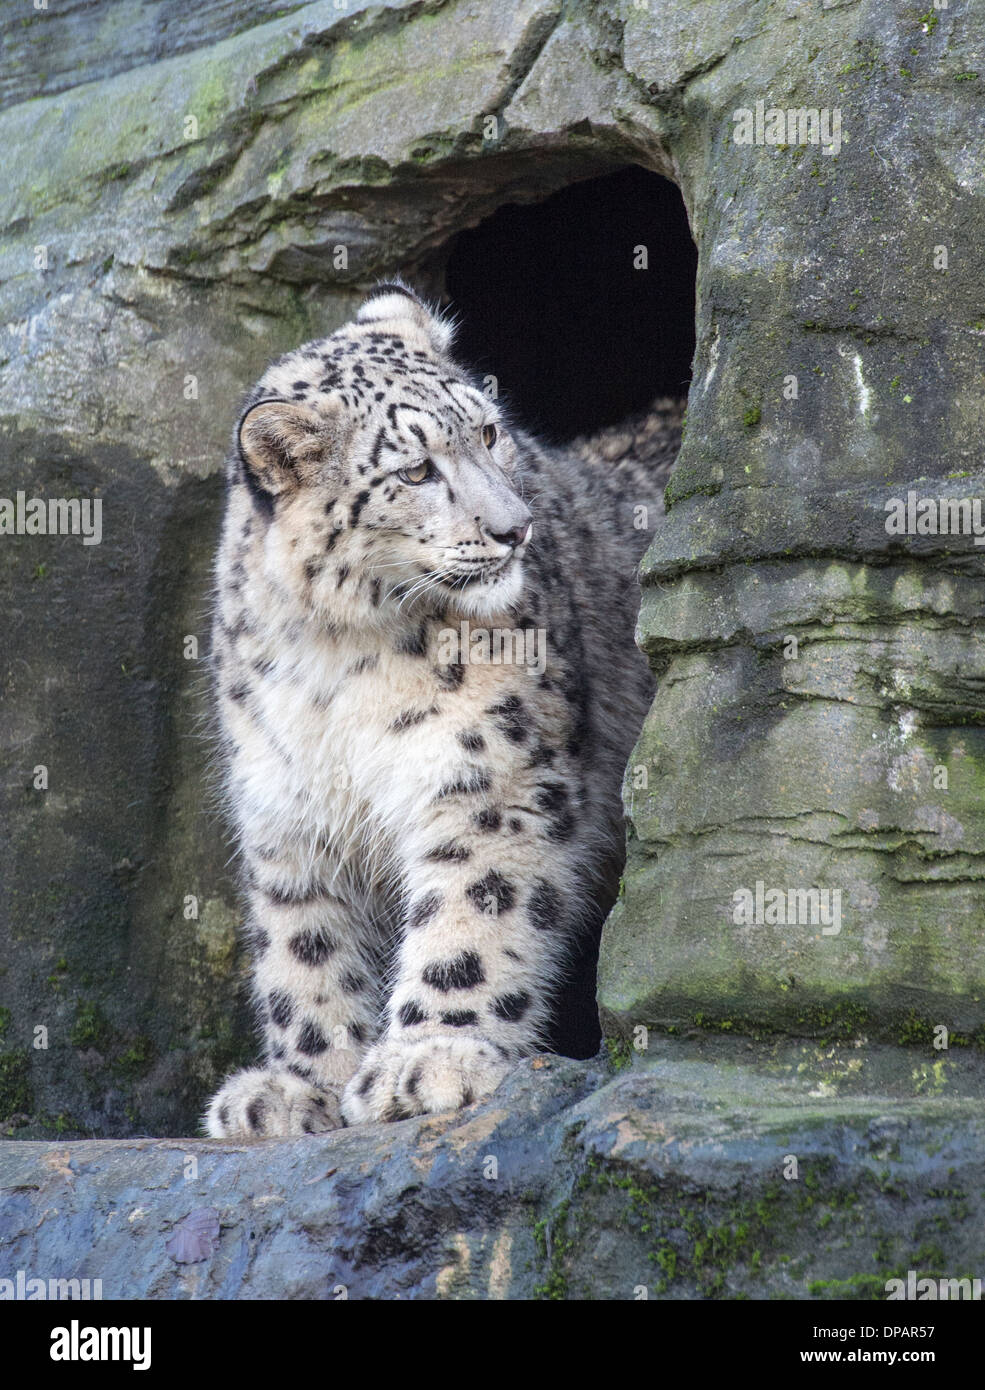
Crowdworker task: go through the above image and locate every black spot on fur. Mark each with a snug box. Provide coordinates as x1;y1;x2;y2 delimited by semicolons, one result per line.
246;1098;266;1132
252;928;271;955
396;621;429;658
349;489;371;527
268;990;294;1028
304;558;323;583
398;1000;428;1026
487;694;527;743
474;808;501;832
527;741;556;768
426;841;471;862
534;782;576;841
436;768;491;799
493;991;530;1022
371;281;420;304
341;971;368;994
390;707;432;732
357;1069;377;1097
528;879;563;932
457;729;486;753
296;1020;329;1055
441;1010;478;1027
423;950;485;992
265;882;332;907
435;662;466;690
218;1104;229;1128
466;870;516;915
288;931;337;966
349;1022;366;1045
407;891;442;930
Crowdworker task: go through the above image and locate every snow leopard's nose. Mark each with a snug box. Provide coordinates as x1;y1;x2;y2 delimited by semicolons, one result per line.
489;520;532;550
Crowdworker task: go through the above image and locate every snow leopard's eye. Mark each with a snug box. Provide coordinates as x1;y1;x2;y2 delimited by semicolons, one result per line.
481;424;498;449
397;461;434;485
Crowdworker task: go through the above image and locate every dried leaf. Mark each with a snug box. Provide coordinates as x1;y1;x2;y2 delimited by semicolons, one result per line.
166;1206;221;1264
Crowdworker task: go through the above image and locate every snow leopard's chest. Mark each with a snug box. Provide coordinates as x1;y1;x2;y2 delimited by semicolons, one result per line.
238;618;534;860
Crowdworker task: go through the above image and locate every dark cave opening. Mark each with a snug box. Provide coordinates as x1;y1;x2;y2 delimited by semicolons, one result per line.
444;165;698;442
443;166;697;1060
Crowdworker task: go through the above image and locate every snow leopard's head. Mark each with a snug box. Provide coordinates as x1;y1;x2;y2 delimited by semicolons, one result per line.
232;283;533;625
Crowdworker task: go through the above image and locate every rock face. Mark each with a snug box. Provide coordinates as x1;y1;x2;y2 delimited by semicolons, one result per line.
1;0;984;1300
3;1044;985;1300
598;0;985;1047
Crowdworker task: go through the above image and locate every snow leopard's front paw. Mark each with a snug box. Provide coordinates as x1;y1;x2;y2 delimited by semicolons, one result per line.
340;1034;511;1125
205;1066;343;1138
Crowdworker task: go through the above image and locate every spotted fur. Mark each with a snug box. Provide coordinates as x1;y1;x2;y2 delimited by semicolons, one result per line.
204;282;679;1137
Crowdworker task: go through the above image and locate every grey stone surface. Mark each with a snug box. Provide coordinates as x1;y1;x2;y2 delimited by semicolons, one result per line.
2;1045;983;1299
599;0;985;1040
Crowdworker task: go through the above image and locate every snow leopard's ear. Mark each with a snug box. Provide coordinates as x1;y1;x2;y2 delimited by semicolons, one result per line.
237;399;337;498
356;281;454;355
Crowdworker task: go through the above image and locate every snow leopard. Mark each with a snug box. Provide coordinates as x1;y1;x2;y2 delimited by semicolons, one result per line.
204;283;680;1137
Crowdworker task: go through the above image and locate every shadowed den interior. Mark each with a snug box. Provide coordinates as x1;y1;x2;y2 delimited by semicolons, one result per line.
443;166;698;1059
444;165;698;442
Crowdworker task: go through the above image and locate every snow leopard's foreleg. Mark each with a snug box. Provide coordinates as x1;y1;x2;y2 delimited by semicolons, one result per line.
205;833;382;1138
341;742;577;1124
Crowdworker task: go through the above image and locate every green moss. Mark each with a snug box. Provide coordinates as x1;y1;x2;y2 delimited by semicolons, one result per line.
604;1035;633;1072
808;1273;892;1298
70;1000;113;1050
742;404;761;429
532;1199;572;1300
0;1050;32;1118
112;1034;155;1079
46;956;70;989
899;1010;935;1045
570;1151;970;1299
0;1006;10;1042
795;1001;869;1040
